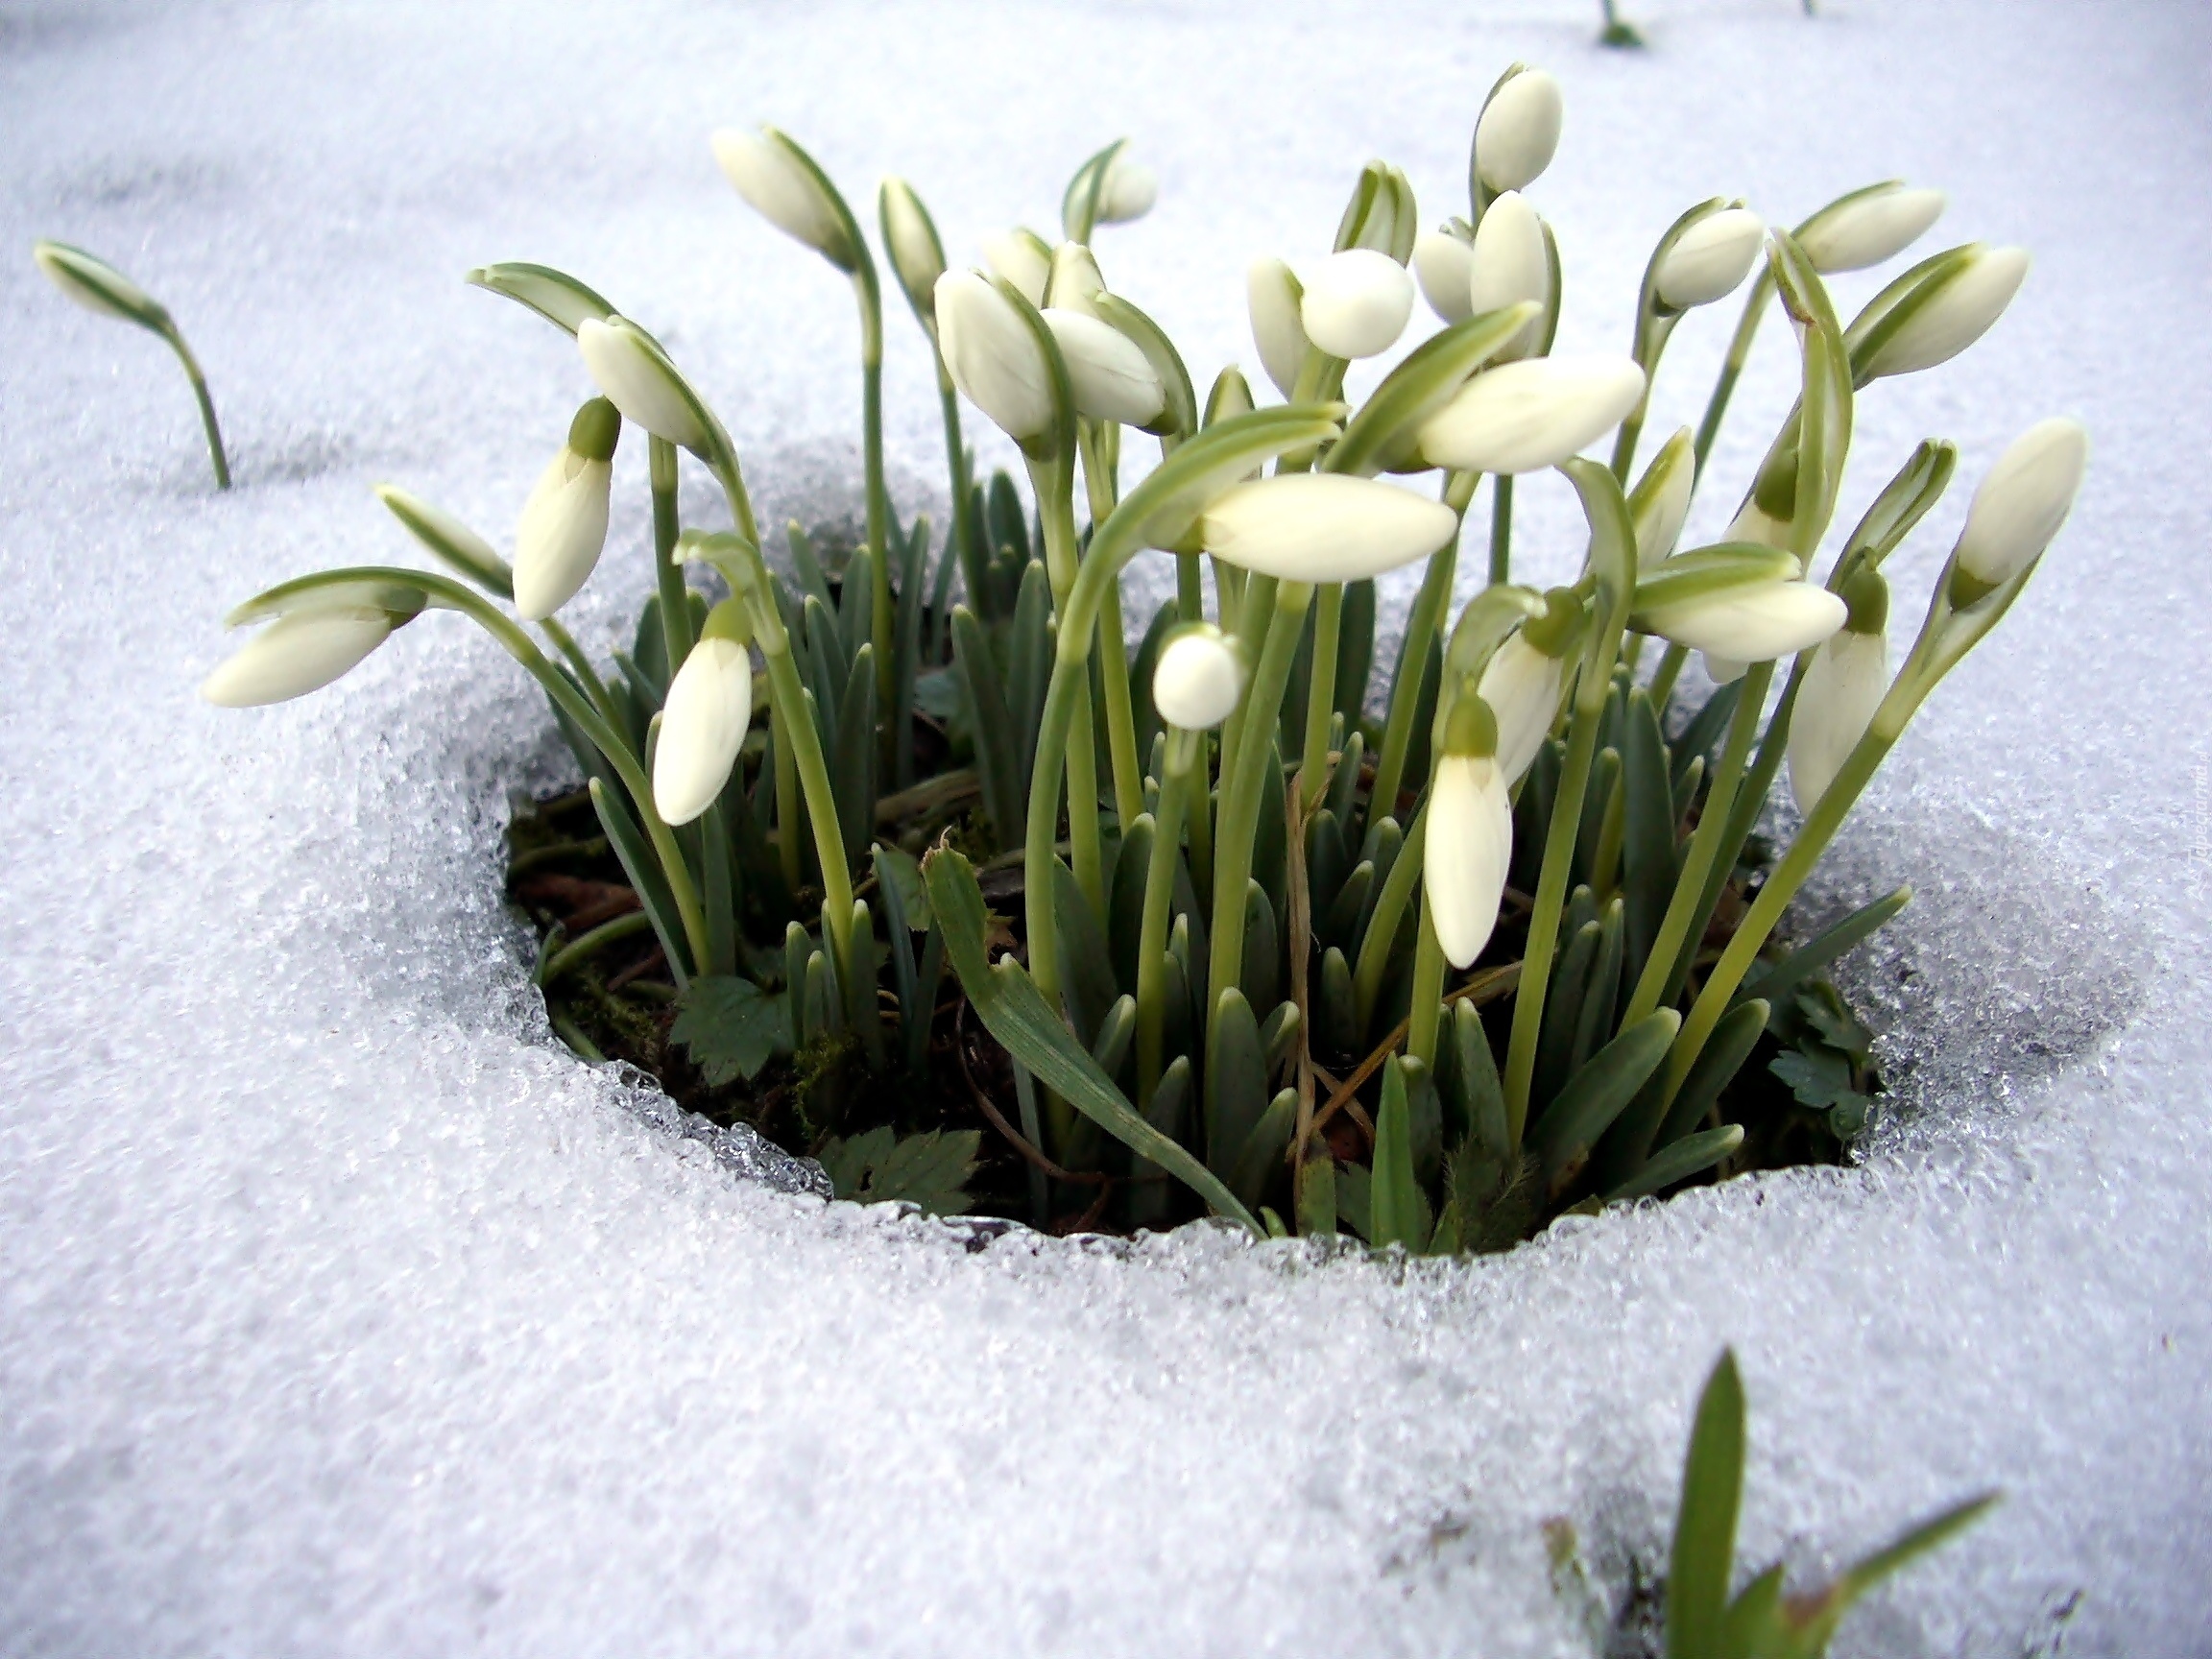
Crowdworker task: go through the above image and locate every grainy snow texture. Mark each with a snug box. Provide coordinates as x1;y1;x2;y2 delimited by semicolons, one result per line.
2;1;2207;1653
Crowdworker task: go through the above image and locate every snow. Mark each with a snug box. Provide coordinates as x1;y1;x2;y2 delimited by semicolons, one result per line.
1;0;2207;1652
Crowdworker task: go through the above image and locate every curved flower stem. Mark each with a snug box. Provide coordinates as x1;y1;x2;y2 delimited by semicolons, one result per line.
768;691;804;891
1647;641;1690;709
937;376;979;609
163;325;228;490
1369;472;1477;830
1352;801;1425;1035
1029;450;1109;912
537;616;622;731
1405;901;1448;1069
1487;474;1513;585
1693;268;1774;483
1135;728;1198;1106
1080;421;1143;830
648;438;693;670
1298;584;1343;810
854;271;893;709
1177;555;1204;624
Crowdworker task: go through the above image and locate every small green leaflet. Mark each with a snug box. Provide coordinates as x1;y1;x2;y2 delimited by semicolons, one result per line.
817;1125;980;1215
873;844;934;931
670;974;791;1085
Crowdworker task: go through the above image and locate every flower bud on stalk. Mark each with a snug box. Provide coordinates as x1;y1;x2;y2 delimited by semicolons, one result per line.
513;398;620;621
1655;207;1766;310
576;319;708;451
1789;571;1889;812
1095;152;1159;225
1247;257;1310;397
1477;627;1570;785
1196;473;1458;583
1042;307;1166;428
1629;427;1696;568
1640;579;1846;661
1467;190;1549;359
201;601;419;708
711;127;857;271
1152;624;1247;730
980;228;1053;306
1299;248;1415;360
1474;68;1564;195
653;599;756;826
1425;689;1514;968
1854;244;2030;382
1797;182;1946;276
878;176;949;328
1413;228;1477;323
933;270;1054;443
1949;417;2090;598
1412;355;1645;474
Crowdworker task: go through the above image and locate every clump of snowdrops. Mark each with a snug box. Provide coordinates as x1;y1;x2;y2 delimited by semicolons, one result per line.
194;63;2085;1243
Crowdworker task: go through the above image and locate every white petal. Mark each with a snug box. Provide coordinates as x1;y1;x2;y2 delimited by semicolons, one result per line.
980;229;1051;306
1644;582;1846;661
1474;70;1563;194
1799;185;1945;276
711;129;845;262
1788;628;1888;811
513;453;612;621
201;608;393;708
1097;154;1158;224
1861;246;2030;379
1412;232;1475;323
577;321;706;449
1425;755;1513;969
1954;417;2089;588
1198;474;1458;583
1043;308;1165;427
1656;208;1766;310
1467;191;1548;357
1152;628;1246;731
1246;257;1309;398
1299;249;1414;360
1415;356;1645;475
1477;635;1563;784
653;637;755;826
935;271;1054;441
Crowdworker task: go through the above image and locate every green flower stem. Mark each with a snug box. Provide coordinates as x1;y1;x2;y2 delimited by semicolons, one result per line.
768;692;805;891
1488;474;1514;585
538;616;623;732
1096;582;1144;830
1205;580;1313;1056
937;374;979;606
1353;801;1425;1035
649;438;693;669
163;325;228;490
1184;738;1215;909
1647;641;1689;709
1177;554;1204;624
1369;472;1476;830
756;628;856;970
850;265;894;713
1693;268;1775;481
1620;660;1771;1025
539;908;655;985
1068;675;1107;914
1298;584;1344;808
1406;902;1448;1069
1135;727;1199;1105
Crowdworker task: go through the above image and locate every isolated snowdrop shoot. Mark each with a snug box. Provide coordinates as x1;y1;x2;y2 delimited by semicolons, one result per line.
933;270;1054;442
1299;249;1414;360
1788;572;1889;812
878;177;948;325
979;228;1053;306
1196;474;1457;583
577;319;708;451
33;239;163;325
1152;625;1247;731
1474;68;1564;194
1640;579;1845;661
1095;152;1159;225
1467;190;1549;358
513;398;620;622
1042;307;1166;427
1797;182;1947;276
653;600;756;826
200;606;406;709
1656;207;1766;309
711;127;855;271
1951;417;2090;595
1413;355;1645;475
1412;229;1476;323
1858;245;2031;381
1246;257;1310;398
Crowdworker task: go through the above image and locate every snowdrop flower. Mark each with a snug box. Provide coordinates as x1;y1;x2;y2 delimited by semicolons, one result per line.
1951;417;2089;593
1196;474;1458;583
1096;151;1159;225
1412;229;1475;323
711;127;856;271
33;239;163;326
1789;574;1889;812
1045;242;1107;314
201;605;407;708
879;177;947;326
653;600;756;826
1640;580;1845;661
513;398;620;622
1247;257;1309;398
1042;307;1165;427
1467;190;1548;359
980;228;1053;306
577;319;708;451
1426;686;1514;968
934;270;1053;443
1477;632;1565;784
1629;427;1696;568
1656;207;1766;310
1857;245;2030;381
1797;183;1946;276
1152;624;1247;731
1474;68;1564;195
1299;249;1414;360
1413;355;1645;475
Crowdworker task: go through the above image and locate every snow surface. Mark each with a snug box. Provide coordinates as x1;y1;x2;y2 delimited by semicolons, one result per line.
2;1;2207;1653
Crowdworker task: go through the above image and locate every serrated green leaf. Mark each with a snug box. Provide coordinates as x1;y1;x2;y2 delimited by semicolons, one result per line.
671;974;791;1085
1769;1046;1857;1111
819;1125;982;1216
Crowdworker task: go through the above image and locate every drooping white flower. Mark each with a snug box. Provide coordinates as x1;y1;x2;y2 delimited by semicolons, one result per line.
1152;624;1247;731
1413;355;1645;475
513;398;619;622
1247;257;1309;398
710;127;854;271
1640;580;1846;661
653;603;756;826
1476;633;1565;785
1474;69;1564;195
879;176;948;325
1413;230;1476;323
934;270;1054;442
1467;190;1548;359
1196;474;1457;583
1041;307;1165;428
1629;427;1696;568
1789;625;1888;812
33;239;163;326
979;228;1053;306
577;319;708;451
1426;753;1514;968
1723;493;1791;550
1857;245;2031;381
1797;183;1946;276
1953;417;2089;589
1656;208;1766;310
1096;152;1158;225
200;606;399;708
1299;248;1414;360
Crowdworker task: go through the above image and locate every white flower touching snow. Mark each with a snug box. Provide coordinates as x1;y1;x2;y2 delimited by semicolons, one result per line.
1413;355;1645;475
934;270;1054;443
1298;249;1414;361
1152;625;1247;731
1656;207;1766;310
200;606;402;708
653;602;756;826
513;398;619;622
1474;68;1564;195
1953;417;2090;590
1426;752;1514;969
1196;474;1457;583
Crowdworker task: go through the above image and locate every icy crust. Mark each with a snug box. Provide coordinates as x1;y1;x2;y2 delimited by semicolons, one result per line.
2;1;2209;1654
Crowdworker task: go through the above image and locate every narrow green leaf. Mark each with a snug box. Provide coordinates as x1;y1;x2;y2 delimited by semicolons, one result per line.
1006;559;1054;778
1369;1057;1432;1252
1531;1008;1680;1190
951;606;1024;849
1451;998;1509;1162
1668;1350;1746;1659
1228;1087;1298;1210
1784;1494;1999;1657
1740;886;1911;1010
587;778;691;990
831;643;878;874
1091;993;1137;1079
1622;687;1676;988
1604;1125;1743;1203
1334;583;1376;727
1051;857;1118;1046
1715;1564;1786;1659
1206;986;1268;1179
1318;946;1358;1061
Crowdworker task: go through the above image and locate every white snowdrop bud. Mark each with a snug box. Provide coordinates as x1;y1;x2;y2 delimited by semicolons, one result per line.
1299;248;1415;360
1197;474;1458;583
1042;307;1166;427
879;177;947;324
1426;753;1514;968
200;606;399;708
1789;611;1888;812
1153;624;1247;731
980;228;1053;306
513;399;620;622
1641;580;1846;661
1857;245;2030;381
1096;152;1159;225
1952;417;2089;591
1467;190;1548;359
1414;355;1645;475
1629;427;1696;568
653;603;756;826
1475;69;1564;195
711;128;855;271
1247;257;1310;398
1476;633;1565;785
934;270;1054;442
1046;242;1108;314
33;239;165;327
1657;208;1766;310
577;319;708;451
1798;183;1946;276
1412;230;1476;323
